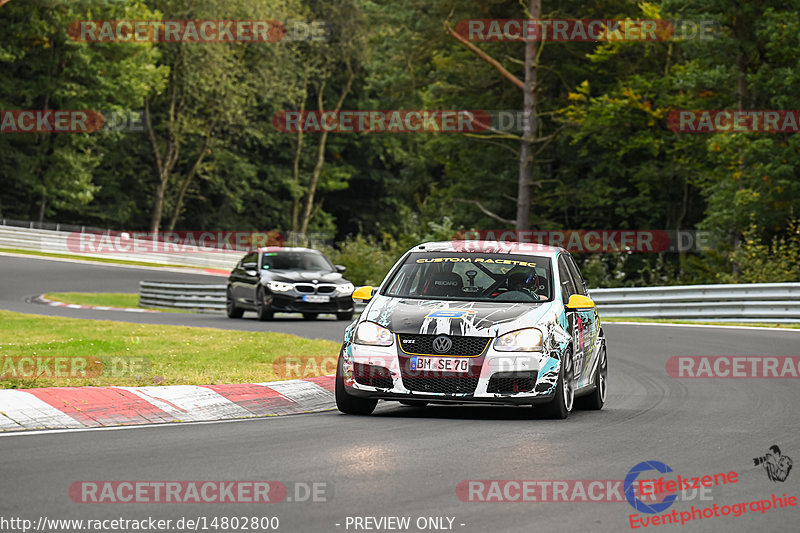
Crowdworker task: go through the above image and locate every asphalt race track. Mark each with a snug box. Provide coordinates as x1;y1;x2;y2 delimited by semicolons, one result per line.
1;255;799;532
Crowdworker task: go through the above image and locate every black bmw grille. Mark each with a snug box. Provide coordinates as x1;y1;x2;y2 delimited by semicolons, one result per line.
398;334;489;356
353;363;393;389
294;284;336;294
487;372;538;394
401;375;479;395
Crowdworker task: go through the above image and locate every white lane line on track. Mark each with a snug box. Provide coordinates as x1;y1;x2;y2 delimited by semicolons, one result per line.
605;321;800;332
0;390;84;430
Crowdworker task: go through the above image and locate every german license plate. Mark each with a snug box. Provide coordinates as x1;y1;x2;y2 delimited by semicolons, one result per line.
410;356;469;372
302;295;330;303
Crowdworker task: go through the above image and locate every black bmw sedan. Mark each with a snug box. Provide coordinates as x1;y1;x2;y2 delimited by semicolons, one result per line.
226;247;355;321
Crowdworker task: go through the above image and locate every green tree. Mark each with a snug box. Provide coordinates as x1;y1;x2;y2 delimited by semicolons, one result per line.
0;0;165;221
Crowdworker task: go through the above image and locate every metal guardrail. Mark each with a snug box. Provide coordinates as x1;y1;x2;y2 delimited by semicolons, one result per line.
590;283;800;323
139;281;228;311
0;217;106;233
139;281;367;314
138;281;800;322
0;224;241;270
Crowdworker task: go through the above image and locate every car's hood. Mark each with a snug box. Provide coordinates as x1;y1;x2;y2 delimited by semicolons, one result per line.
361;295;560;337
260;271;346;284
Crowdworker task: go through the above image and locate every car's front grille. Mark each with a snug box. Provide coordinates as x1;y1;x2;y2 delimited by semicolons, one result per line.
353;363;394;389
487;372;538;394
397;334;490;356
294;284;337;295
401;375;479;395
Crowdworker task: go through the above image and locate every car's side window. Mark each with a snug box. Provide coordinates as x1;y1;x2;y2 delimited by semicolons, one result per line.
558;255;578;303
565;254;587;296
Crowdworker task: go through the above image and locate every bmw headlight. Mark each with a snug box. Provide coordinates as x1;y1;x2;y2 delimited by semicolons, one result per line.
267;281;293;292
336;283;355;295
494;328;543;352
354;321;394;346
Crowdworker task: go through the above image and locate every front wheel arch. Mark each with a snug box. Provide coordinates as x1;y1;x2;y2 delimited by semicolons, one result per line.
540;347;574;419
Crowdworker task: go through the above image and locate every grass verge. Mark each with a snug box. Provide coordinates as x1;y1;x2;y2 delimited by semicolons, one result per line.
603;317;800;329
0;310;340;389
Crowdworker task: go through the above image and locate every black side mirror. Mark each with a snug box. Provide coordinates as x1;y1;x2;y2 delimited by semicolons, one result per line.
335;265;347;273
242;262;257;270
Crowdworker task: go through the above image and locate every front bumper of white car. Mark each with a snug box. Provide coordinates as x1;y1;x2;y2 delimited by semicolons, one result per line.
340;334;563;405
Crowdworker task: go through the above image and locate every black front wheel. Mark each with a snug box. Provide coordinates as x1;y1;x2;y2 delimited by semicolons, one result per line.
576;343;607;411
336;311;354;321
255;287;274;321
335;354;377;415
226;287;244;319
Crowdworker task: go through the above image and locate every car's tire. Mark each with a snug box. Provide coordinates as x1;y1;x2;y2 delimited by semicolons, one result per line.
399;400;428;407
541;348;574;420
255;287;274;321
576;342;607;411
302;312;318;320
226;287;244;319
336;311;354;321
335;353;377;415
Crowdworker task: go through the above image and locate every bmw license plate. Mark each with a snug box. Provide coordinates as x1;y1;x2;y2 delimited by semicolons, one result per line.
410;356;469;372
302;295;330;303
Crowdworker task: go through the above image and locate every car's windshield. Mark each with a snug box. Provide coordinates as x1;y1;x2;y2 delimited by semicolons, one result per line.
261;252;333;271
384;252;552;302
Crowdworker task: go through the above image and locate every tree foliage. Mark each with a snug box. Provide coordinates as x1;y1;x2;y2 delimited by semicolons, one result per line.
1;0;798;285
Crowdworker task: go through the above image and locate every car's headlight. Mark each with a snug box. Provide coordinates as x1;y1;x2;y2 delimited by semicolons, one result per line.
267;281;293;292
336;283;355;295
354;321;394;346
494;328;543;351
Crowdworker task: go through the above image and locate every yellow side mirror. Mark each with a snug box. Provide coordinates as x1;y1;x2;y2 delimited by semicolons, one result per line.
352;286;375;301
566;294;595;310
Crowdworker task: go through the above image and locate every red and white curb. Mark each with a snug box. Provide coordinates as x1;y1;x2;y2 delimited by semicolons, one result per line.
0;376;335;432
34;294;161;313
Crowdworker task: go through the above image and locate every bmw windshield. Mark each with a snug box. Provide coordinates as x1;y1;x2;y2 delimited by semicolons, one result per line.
384;252;553;302
261;252;334;271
